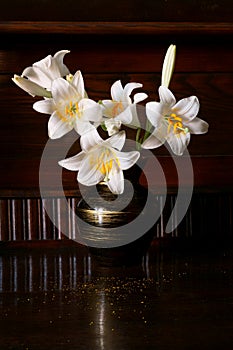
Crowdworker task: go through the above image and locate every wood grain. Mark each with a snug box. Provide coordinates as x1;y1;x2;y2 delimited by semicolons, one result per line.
1;21;233;36
1;0;233;21
1;36;233;74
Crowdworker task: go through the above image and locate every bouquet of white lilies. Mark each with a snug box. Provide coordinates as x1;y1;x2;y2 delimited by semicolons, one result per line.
13;45;208;195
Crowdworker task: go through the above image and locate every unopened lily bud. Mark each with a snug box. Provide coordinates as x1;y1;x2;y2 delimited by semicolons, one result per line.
12;75;52;98
161;44;176;88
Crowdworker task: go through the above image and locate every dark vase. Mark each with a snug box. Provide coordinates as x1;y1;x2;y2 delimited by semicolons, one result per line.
76;158;158;266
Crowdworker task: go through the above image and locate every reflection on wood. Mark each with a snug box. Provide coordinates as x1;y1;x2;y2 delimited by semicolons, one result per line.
0;251;92;293
0;248;233;349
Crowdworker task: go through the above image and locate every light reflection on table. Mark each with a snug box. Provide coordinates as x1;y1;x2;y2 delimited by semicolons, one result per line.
0;247;233;349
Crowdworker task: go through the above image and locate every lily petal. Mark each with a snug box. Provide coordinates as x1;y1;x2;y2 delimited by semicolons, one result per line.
166;131;190;156
52;78;77;103
154;121;169;141
116;105;133;125
79;98;102;122
158;86;176;107
186;117;209;134
71;70;85;98
33;99;55;114
22;65;54;90
54;50;70;76
80;128;103;152
111;80;124;101
78;155;103;186
142;133;164;149
58;151;85;171
48;112;73;139
33;54;54;72
33;51;69;81
146;101;163;128
123;82;142;101
115;150;140;170
133;92;148;104
172;96;199;122
107;164;124;194
105;130;126;151
74;120;96;136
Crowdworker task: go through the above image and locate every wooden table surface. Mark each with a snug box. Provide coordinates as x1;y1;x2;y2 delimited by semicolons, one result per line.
0;244;233;350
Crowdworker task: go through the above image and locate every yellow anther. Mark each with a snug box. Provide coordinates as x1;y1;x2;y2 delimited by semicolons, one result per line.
66;74;73;83
100;162;106;174
174;122;183;133
106;159;113;173
166;113;188;135
64;100;80;120
95;150;120;181
99;159;113;176
170;113;182;121
174;116;182;122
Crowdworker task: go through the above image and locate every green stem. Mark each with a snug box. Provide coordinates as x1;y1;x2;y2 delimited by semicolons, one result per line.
136;128;142;150
142;119;152;144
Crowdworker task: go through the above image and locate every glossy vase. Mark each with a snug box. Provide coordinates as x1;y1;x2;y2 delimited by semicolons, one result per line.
76;160;158;266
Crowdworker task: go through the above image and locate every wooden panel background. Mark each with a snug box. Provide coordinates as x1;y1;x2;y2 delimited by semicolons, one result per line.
1;0;233;22
0;0;232;244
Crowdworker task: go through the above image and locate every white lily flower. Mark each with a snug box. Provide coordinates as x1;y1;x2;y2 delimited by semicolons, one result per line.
101;80;147;135
59;129;140;194
33;71;102;139
161;44;176;88
142;86;209;155
12;50;70;96
22;50;70;89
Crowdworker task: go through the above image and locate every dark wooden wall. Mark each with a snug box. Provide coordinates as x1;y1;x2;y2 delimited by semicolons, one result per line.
0;1;232;244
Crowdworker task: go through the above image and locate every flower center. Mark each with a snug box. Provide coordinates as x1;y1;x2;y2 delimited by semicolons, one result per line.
165;113;189;135
96;149;120;182
59;100;80;124
65;101;79;118
111;101;124;117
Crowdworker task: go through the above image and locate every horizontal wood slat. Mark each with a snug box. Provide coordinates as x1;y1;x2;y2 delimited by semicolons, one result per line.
0;156;232;198
0;194;232;243
1;38;233;74
1;21;233;36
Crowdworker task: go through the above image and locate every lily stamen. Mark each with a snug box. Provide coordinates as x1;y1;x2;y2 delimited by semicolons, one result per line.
165;113;189;134
65;101;79;119
95;149;121;182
